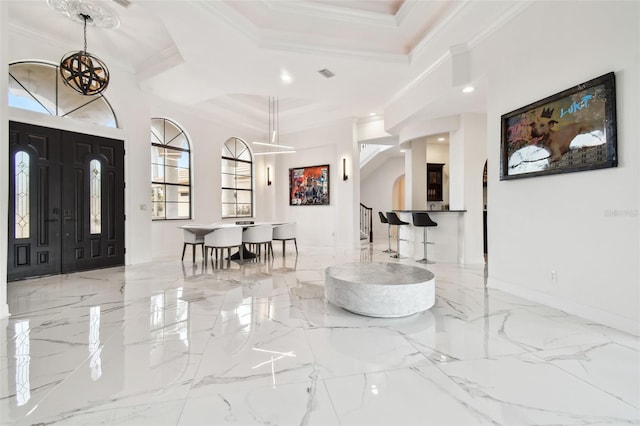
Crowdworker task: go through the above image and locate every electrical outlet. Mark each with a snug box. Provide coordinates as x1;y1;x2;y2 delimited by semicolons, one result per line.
550;270;557;284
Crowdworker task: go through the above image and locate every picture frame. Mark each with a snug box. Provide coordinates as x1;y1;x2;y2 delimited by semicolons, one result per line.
500;72;617;180
289;164;330;205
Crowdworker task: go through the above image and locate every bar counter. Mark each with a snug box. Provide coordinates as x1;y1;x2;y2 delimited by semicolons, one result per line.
393;209;466;263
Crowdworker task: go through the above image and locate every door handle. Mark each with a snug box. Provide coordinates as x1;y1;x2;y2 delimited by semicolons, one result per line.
63;217;76;223
45;218;60;223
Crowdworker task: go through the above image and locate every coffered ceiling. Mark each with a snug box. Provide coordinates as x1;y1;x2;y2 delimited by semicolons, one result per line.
7;0;523;139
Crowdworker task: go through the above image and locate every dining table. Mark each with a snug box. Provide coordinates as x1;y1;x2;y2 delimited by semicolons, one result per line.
178;221;288;260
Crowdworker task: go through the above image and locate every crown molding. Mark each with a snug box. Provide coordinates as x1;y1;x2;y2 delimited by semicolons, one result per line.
135;44;183;82
392;0;534;107
263;0;398;28
196;1;408;63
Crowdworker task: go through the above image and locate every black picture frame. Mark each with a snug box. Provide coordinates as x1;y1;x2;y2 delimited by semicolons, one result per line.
289;164;330;205
500;72;617;180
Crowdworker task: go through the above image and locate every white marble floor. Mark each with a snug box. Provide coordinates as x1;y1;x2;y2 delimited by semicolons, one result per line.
1;244;639;425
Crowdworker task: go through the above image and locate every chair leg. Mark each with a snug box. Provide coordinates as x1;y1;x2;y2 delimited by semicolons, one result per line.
391;225;406;259
294;238;298;254
282;240;286;256
192;244;196;263
181;243;187;260
383;224;396;253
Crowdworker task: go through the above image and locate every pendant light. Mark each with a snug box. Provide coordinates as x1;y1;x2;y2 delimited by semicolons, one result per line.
59;13;110;96
252;96;296;156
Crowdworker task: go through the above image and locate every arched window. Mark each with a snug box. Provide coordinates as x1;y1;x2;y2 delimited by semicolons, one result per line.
221;137;253;218
151;118;191;220
8;61;118;128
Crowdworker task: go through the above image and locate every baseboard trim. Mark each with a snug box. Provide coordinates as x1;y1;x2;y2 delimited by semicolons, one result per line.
488;277;639;337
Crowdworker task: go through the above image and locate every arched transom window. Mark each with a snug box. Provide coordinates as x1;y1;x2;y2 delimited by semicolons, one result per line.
151;118;191;220
221;137;253;218
8;61;118;128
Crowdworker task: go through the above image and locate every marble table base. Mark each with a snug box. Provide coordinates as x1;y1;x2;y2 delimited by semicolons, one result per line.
324;262;435;318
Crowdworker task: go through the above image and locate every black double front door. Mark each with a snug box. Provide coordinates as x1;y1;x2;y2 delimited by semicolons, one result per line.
8;121;125;281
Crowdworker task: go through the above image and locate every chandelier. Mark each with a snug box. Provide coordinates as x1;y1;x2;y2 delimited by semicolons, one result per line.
59;12;110;96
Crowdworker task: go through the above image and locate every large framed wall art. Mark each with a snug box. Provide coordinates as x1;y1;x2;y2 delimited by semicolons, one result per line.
500;72;617;180
289;164;330;205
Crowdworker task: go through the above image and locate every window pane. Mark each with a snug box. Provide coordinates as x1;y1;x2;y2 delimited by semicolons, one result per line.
221;204;236;218
150;119;164;144
221;159;236;174
163;121;182;147
165;202;190;219
151;201;165;219
164;165;189;185
167;132;189;150
221;173;235;188
237;148;251;162
236;204;252;217
236;190;252;204
151;146;165;182
236;161;251;176
8;62;56;115
236;175;251;190
165;185;190;203
14;151;30;239
151;184;164;202
89;159;101;234
221;189;236;203
62;95;117;128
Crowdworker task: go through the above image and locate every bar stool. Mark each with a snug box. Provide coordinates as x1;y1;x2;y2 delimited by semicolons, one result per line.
378;212;396;253
386;212;409;259
412;212;437;264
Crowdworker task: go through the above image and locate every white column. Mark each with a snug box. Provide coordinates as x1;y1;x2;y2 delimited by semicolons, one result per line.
410;138;427;210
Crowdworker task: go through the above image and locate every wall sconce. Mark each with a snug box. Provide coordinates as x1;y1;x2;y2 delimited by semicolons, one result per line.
267;166;272;186
342;158;349;181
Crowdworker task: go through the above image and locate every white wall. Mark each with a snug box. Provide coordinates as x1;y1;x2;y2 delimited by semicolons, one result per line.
271;119;359;250
384;1;639;335
361;156;405;241
483;1;639;334
0;1;9;319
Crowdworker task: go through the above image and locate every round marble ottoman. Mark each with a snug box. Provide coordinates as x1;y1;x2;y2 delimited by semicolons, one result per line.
324;262;435;318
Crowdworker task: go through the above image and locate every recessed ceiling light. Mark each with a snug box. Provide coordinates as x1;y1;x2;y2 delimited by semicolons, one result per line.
281;72;292;84
369;112;377;116
437;137;445;142
462;86;474;93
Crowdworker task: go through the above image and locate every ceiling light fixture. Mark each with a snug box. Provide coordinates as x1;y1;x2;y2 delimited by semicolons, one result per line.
252;96;295;155
59;12;110;95
462;86;475;93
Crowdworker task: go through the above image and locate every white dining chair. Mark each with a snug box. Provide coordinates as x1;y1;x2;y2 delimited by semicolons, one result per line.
242;224;273;260
272;222;297;256
182;229;205;263
204;226;243;266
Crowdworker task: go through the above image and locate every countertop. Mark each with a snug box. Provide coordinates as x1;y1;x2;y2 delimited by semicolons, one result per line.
393;209;467;213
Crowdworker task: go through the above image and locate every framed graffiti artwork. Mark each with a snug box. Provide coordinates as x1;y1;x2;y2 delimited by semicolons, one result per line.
500;72;617;180
289;164;330;205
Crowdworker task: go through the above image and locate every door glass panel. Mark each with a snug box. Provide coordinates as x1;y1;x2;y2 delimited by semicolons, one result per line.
90;160;102;234
15;151;30;239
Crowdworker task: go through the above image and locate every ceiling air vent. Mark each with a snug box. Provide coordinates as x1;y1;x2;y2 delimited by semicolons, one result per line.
318;68;335;79
111;0;131;7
